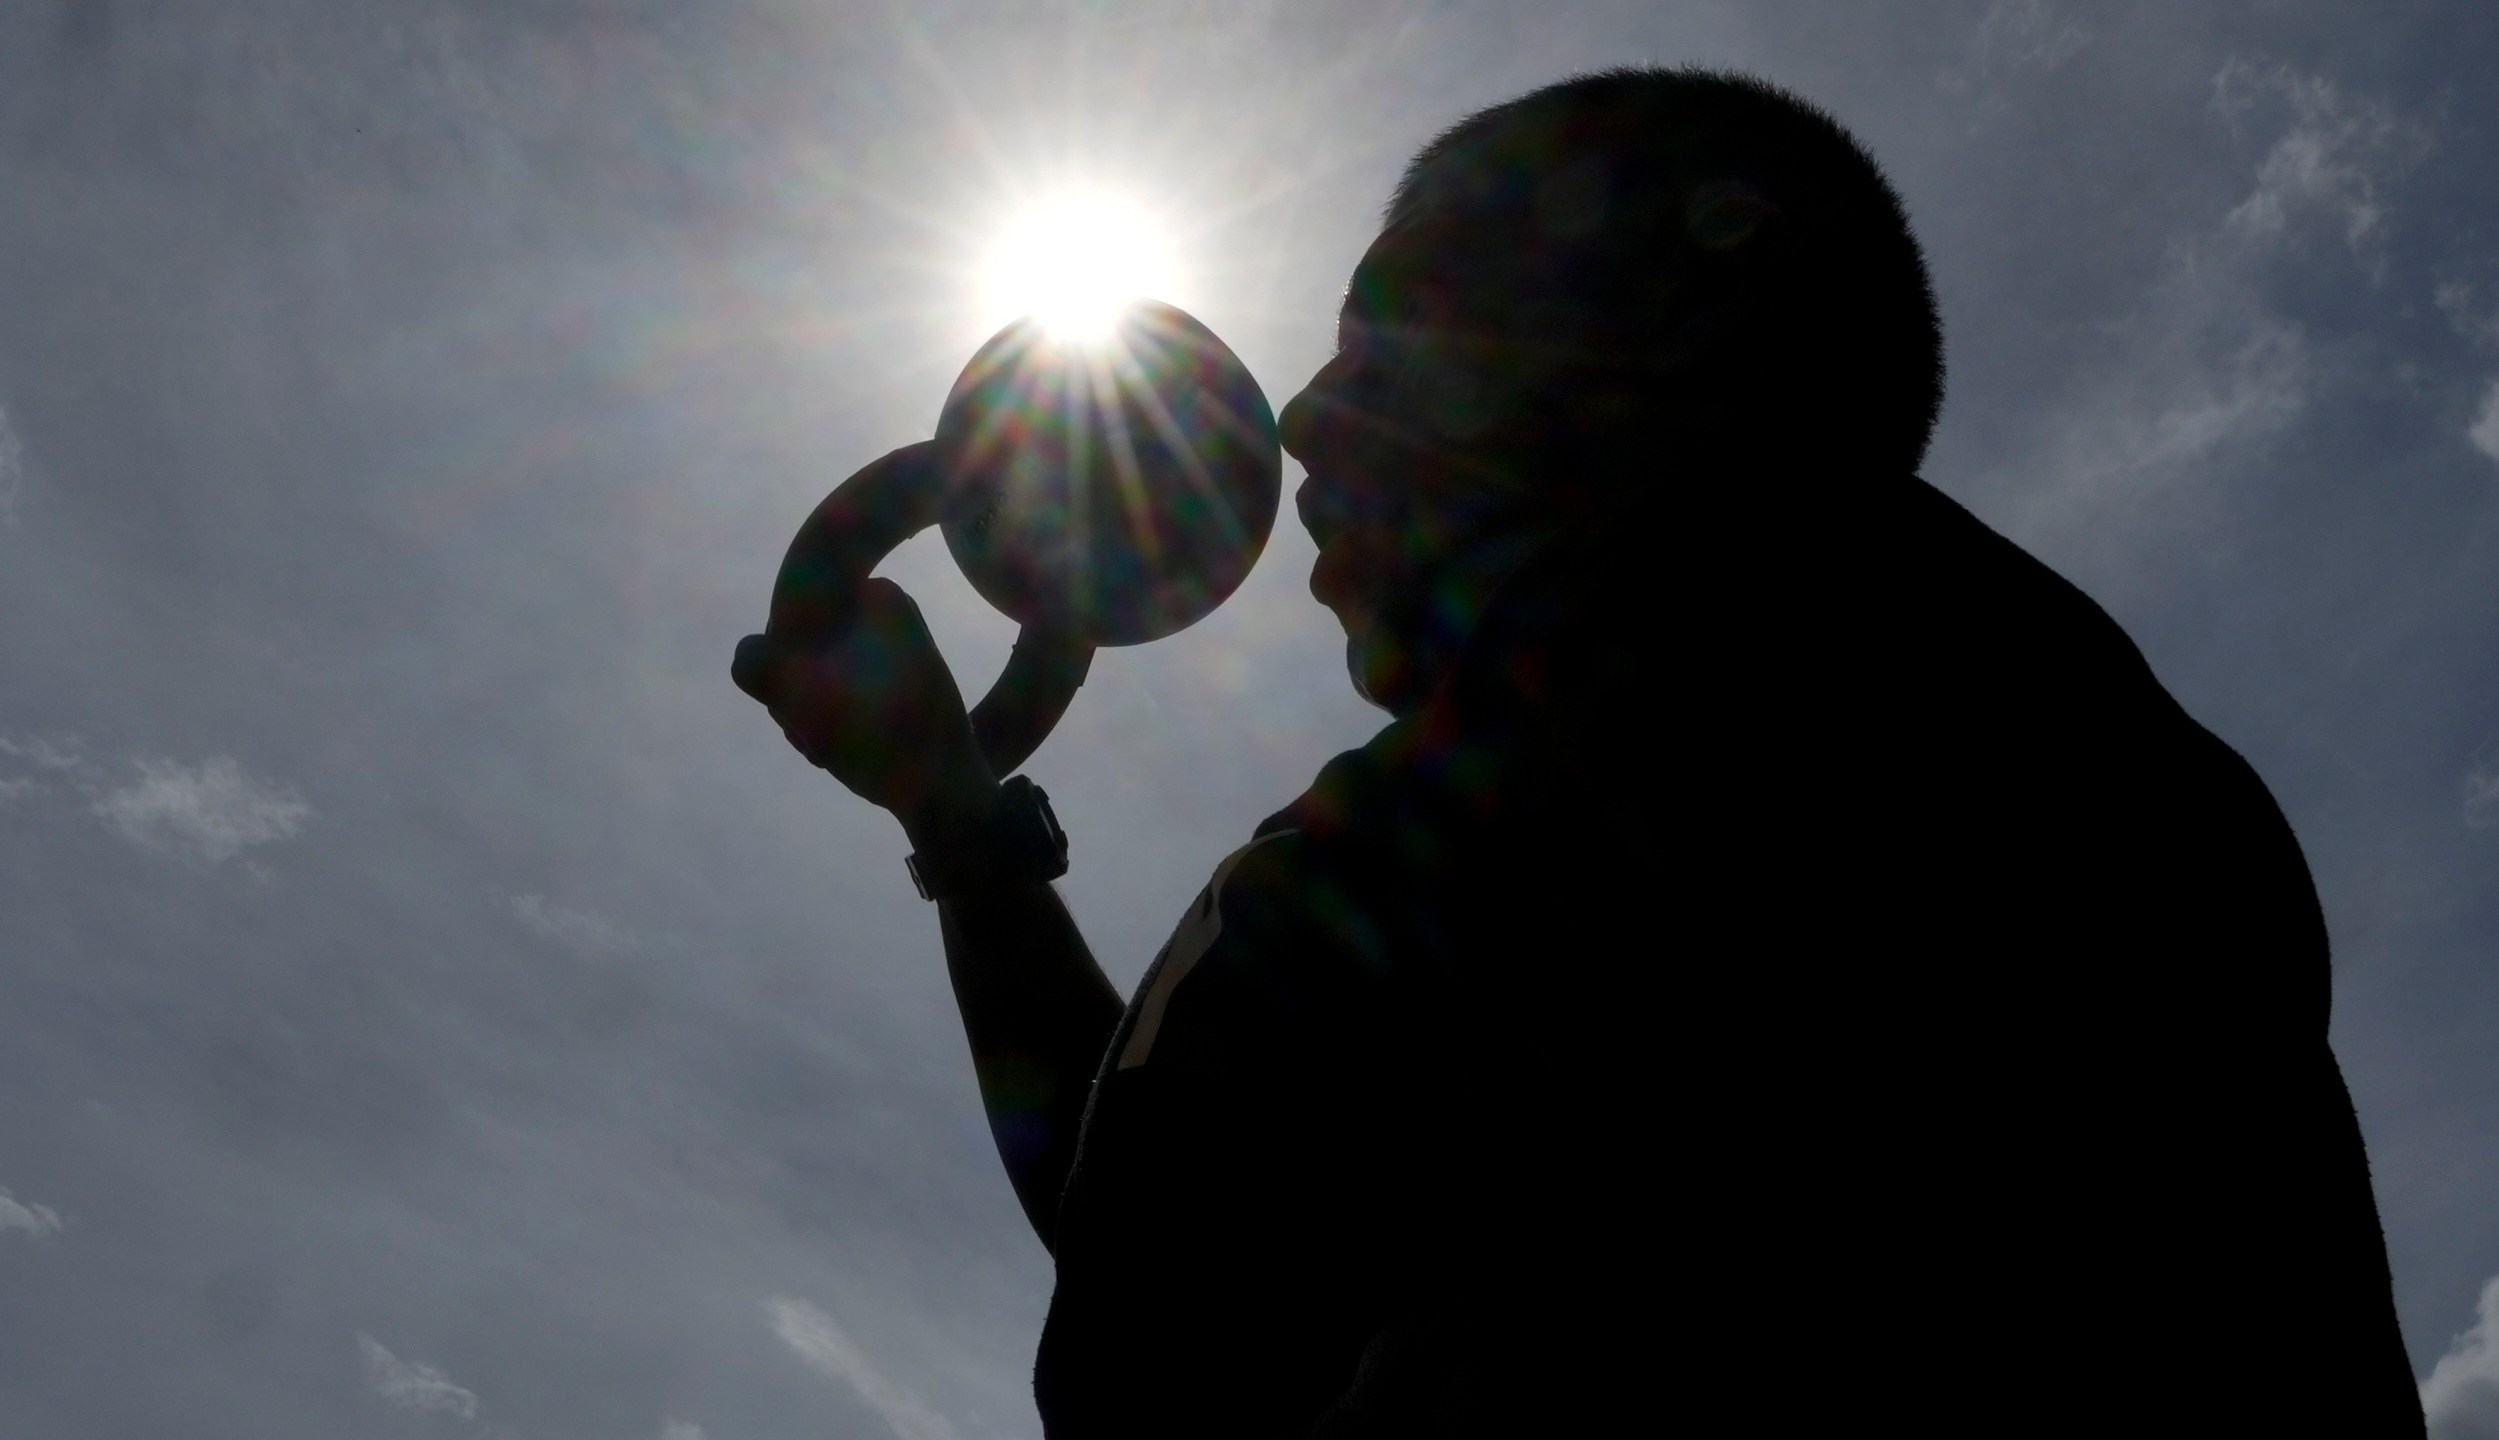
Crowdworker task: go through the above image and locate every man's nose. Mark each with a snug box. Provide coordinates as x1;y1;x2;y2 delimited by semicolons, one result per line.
1278;351;1361;465
1277;379;1322;464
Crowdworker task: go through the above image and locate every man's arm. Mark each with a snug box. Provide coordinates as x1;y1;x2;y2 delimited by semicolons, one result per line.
888;708;1124;1250
930;878;1123;1248
731;474;1126;1248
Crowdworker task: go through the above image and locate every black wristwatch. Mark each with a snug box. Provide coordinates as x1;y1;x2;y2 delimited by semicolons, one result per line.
905;775;1069;901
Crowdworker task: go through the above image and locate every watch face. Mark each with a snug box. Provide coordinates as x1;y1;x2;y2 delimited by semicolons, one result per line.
1004;778;1070;879
1029;783;1067;850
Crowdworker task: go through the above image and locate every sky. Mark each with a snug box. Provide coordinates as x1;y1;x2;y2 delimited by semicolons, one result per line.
1;1;2497;1435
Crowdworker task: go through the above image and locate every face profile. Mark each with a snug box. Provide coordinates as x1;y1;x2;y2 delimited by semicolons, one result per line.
1280;195;1577;714
1280;70;1948;717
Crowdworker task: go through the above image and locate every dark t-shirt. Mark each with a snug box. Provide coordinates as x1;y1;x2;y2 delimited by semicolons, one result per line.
1034;472;2424;1437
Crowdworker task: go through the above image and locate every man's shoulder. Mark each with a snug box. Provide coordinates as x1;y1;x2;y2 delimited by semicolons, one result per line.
1858;474;2164;691
1254;718;1411;840
1856;475;2326;983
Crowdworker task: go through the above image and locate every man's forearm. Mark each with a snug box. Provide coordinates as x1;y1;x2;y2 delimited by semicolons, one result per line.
937;882;1123;1250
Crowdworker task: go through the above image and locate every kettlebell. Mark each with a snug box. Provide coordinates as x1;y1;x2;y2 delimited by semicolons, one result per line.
733;300;1282;777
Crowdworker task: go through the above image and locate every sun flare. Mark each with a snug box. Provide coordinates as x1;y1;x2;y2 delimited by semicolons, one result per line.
977;191;1181;342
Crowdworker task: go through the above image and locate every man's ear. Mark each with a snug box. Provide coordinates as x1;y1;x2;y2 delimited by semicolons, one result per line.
1685;180;1780;252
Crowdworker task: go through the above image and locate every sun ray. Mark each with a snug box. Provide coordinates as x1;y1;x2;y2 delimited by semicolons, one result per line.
978;190;1181;340
1110;331;1249;555
1085;346;1164;577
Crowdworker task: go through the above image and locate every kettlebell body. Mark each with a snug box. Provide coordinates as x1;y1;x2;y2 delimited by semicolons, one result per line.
737;300;1281;777
935;302;1280;647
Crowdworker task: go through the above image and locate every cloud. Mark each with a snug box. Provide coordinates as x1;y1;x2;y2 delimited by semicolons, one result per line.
1972;0;2091;75
765;1298;957;1440
0;1187;63;1239
508;892;639;956
2212;58;2428;265
0;735;82;804
2000;295;2311;547
2468;381;2499;469
2423;242;2499;472
1994;60;2424;552
0;733;88;774
661;1423;707;1440
2439;282;2499;351
0;401;21;525
358;1334;480;1421
2466;753;2499;830
2424;1272;2499;1439
92;756;310;865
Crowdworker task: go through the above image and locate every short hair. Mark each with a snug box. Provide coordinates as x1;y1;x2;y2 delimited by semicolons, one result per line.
1391;67;1946;473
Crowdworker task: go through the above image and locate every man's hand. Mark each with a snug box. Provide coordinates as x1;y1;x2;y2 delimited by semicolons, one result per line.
731;452;998;843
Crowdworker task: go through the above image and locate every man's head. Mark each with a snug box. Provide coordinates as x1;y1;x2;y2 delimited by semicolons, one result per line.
1280;67;1944;714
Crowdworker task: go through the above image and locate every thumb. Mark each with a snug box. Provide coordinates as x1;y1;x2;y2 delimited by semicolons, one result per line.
854;576;922;621
730;632;783;706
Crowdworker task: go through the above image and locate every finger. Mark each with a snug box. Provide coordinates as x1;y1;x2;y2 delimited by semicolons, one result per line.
851;580;971;711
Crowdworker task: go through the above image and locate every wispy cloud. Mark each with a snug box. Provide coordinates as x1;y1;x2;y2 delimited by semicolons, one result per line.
1972;0;2091;75
0;735;83;806
358;1333;480;1421
765;1297;956;1440
1940;0;2091;95
2439;282;2499;351
509;892;639;956
1995;60;2427;554
2437;284;2499;471
2470;384;2499;469
2465;752;2499;830
1999;292;2310;550
2423;1271;2499;1439
0;400;22;526
0;1187;63;1239
93;756;310;865
2213;58;2427;266
660;1422;707;1440
0;733;88;782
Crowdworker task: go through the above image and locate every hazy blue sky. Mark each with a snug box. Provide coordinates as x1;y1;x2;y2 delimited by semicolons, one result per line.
3;2;2497;1436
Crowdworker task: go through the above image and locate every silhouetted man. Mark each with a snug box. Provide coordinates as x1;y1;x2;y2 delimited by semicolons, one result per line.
738;69;2424;1436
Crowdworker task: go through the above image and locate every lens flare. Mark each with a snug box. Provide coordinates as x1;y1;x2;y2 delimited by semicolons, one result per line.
977;192;1181;342
936;302;1280;647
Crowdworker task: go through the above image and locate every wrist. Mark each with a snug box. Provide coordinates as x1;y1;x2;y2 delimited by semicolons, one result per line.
900;779;999;855
897;746;1002;853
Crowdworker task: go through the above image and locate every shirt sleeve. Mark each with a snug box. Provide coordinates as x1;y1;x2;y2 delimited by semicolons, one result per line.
1034;829;1406;1440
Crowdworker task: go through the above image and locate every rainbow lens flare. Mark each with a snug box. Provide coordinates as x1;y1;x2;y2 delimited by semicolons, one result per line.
935;301;1280;646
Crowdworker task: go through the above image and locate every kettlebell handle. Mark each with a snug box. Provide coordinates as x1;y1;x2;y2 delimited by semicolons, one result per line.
733;443;1095;780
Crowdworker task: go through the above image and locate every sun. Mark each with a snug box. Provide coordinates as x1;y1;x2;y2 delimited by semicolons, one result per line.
977;190;1181;342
